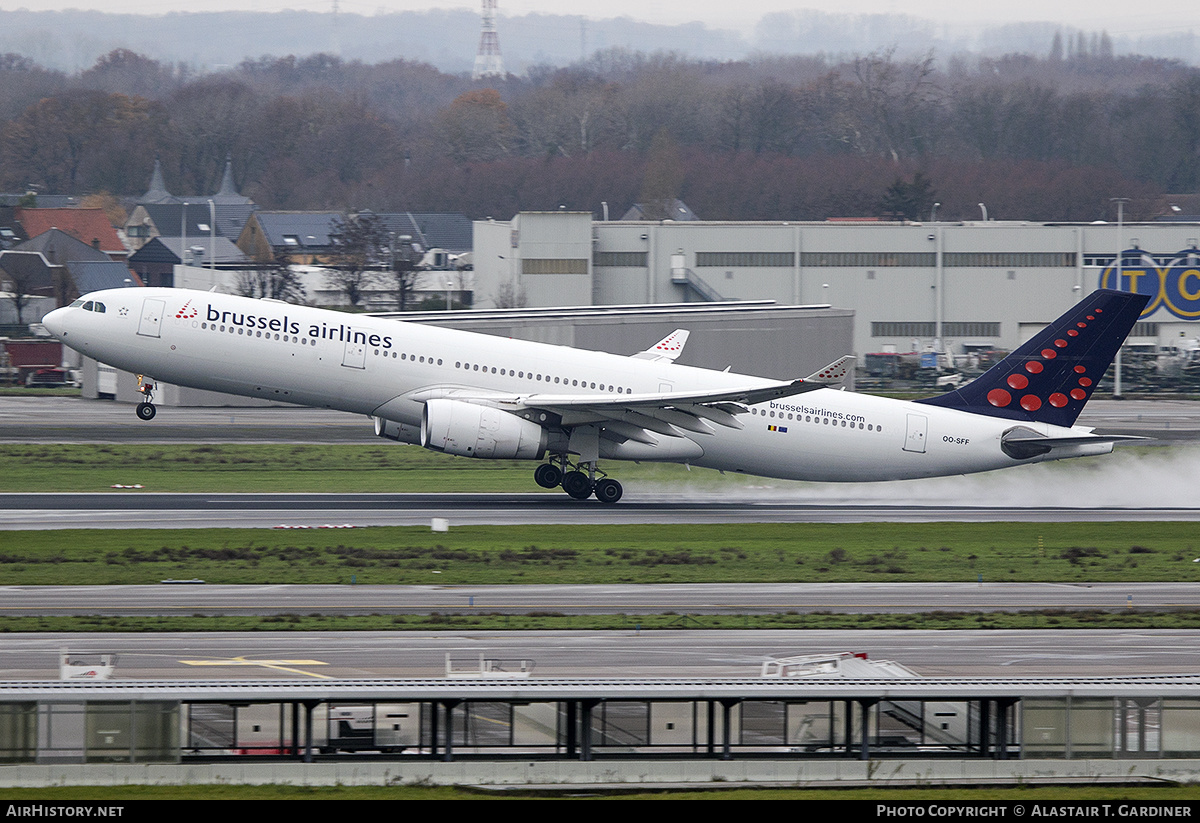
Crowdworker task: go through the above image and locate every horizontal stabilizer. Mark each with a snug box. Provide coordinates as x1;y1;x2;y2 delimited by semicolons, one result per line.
1001;430;1147;459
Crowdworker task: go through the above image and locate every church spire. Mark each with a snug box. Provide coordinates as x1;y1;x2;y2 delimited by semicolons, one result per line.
210;154;251;205
141;157;178;204
216;154;237;198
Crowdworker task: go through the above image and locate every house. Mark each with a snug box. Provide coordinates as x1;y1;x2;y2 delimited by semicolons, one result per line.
0;229;139;319
125;157;257;252
15;207;128;262
236;211;343;265
128;236;250;288
0;208;28;251
377;212;474;255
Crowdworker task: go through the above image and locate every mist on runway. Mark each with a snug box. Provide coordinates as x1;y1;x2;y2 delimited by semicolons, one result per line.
623;443;1200;509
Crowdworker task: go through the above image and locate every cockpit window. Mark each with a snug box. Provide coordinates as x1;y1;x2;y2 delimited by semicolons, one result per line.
69;299;84;308
93;302;105;313
82;301;93;311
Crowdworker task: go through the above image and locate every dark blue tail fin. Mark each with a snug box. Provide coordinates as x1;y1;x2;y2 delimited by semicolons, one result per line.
917;289;1150;428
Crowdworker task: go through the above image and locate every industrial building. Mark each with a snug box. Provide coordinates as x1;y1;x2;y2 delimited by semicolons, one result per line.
473;213;1200;368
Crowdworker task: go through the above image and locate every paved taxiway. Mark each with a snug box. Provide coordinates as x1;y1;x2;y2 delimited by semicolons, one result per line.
3;582;1198;616
5;630;1199;679
6;492;1200;529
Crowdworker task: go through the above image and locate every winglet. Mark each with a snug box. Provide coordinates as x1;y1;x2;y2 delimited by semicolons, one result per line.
803;355;855;384
632;329;690;363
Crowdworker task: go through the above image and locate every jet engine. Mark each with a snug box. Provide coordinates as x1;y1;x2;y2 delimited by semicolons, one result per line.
373;416;421;445
421;398;547;460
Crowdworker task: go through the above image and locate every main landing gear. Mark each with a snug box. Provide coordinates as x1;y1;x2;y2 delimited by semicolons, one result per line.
135;376;156;421
534;457;623;503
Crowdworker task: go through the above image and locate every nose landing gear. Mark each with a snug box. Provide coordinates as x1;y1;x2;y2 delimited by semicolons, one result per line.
135;376;156;421
532;457;622;503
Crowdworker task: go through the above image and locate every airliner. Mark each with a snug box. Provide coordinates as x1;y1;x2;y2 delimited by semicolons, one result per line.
41;287;1149;503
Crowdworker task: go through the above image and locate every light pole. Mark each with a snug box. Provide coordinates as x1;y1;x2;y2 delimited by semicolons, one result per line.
1111;197;1131;398
207;199;216;272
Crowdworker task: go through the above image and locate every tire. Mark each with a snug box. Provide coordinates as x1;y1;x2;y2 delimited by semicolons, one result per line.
136;402;156;421
534;463;563;489
594;478;623;504
561;470;593;500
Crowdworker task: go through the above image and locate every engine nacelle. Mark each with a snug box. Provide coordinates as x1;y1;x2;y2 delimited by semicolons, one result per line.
372;416;421;445
421;399;547;460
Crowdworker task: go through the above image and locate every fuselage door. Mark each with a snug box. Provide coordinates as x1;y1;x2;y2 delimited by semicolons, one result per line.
342;339;366;369
903;413;928;454
136;298;165;338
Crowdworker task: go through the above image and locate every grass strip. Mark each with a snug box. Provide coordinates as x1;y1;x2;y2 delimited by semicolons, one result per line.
5;610;1200;633
1;522;1198;585
0;443;552;493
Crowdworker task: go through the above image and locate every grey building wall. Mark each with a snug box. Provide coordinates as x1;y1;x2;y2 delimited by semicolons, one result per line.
397;303;854;383
474;214;1200;359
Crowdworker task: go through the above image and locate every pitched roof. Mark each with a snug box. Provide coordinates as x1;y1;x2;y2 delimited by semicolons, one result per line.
16;208;126;257
0;194;82;208
129;236;250;266
0;250;59;292
140;202;252;239
378;212;473;253
16;229;112;264
620;199;699;221
69;260;140;292
254;212;343;249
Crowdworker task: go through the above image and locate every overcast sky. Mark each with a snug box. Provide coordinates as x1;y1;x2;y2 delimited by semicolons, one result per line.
3;0;1196;39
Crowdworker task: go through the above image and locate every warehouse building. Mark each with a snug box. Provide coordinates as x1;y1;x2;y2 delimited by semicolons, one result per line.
473;213;1200;365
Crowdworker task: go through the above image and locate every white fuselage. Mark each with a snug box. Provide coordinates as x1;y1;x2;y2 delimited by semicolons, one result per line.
44;288;1108;482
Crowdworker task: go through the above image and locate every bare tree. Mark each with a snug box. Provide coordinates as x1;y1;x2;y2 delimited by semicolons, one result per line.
384;234;420;311
326;213;386;307
493;277;526;309
236;250;307;303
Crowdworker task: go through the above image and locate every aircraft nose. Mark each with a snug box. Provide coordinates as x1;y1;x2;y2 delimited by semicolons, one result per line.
41;307;69;340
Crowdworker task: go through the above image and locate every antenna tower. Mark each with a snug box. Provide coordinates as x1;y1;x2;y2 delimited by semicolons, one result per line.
473;0;504;80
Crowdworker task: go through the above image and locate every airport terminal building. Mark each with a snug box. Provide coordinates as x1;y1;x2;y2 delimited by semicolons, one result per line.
473;213;1200;365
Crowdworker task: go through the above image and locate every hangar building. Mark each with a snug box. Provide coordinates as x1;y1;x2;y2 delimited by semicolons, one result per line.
473;212;1200;362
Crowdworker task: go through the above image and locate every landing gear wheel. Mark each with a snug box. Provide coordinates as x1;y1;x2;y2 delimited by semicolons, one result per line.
534;463;563;489
594;478;623;504
562;470;594;500
135;402;156;421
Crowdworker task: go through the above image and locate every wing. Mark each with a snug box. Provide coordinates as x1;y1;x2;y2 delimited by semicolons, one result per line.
421;356;855;443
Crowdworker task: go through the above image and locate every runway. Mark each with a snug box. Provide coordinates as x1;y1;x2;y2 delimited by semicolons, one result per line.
3;491;1200;529
6;629;1200;679
3;581;1197;616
